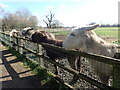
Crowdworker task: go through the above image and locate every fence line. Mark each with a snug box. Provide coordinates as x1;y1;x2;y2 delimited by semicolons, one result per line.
0;32;120;89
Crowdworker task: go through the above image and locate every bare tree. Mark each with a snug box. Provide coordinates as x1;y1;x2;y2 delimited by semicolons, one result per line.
0;6;5;30
15;8;32;28
1;8;38;30
28;16;38;28
43;11;55;28
15;8;31;18
51;20;64;28
0;6;4;15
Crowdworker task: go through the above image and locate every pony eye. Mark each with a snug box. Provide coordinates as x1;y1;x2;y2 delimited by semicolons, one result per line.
70;33;75;36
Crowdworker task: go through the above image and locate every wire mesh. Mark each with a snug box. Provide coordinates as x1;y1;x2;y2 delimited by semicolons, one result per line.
40;28;119;89
0;27;120;89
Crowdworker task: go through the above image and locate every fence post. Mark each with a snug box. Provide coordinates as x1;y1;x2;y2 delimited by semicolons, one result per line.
37;43;44;67
18;38;23;54
9;36;13;47
112;64;120;88
15;37;19;52
12;37;16;50
23;39;27;56
19;38;22;54
4;34;6;44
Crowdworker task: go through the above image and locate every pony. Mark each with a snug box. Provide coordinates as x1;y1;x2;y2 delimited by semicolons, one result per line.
63;24;119;85
31;30;81;75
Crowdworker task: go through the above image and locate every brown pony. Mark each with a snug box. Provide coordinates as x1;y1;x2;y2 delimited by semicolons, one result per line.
31;30;82;75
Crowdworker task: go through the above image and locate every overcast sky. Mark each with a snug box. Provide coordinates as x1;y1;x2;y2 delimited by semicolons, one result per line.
0;0;119;27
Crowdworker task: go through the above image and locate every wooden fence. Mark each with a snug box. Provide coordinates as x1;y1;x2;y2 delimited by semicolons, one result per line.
0;32;120;90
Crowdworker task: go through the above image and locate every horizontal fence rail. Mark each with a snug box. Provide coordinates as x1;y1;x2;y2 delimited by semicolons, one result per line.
0;32;120;90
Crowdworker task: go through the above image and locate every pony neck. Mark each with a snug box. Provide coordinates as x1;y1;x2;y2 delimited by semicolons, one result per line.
47;39;63;47
84;36;116;57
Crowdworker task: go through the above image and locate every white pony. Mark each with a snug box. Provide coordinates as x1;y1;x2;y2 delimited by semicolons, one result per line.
63;24;119;85
9;29;19;36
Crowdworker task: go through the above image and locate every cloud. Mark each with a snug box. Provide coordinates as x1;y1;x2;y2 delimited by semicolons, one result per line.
59;4;66;9
56;0;119;26
0;3;8;8
0;0;85;2
0;3;8;14
46;5;54;11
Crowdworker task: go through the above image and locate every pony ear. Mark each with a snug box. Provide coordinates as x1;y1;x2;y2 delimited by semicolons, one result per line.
80;24;100;31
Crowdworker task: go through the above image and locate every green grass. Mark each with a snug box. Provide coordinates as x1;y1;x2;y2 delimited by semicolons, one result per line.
94;27;118;37
95;27;118;30
54;30;70;35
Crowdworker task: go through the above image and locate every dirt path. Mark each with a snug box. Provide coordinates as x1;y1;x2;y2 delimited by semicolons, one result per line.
0;43;43;89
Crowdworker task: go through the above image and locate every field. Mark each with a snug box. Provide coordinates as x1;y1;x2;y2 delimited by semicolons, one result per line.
94;27;118;37
45;27;119;43
46;27;118;37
